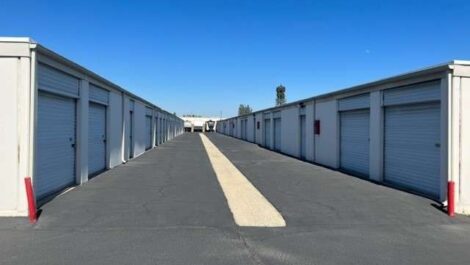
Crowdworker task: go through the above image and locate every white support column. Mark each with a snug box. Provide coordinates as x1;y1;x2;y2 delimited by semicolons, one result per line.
152;111;156;147
77;79;89;184
121;93;127;162
440;74;451;203
369;91;384;182
17;56;32;215
270;114;274;149
450;76;460;204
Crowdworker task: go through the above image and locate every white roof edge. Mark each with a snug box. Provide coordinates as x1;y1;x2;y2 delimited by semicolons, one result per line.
222;60;470;120
0;37;36;43
0;36;182;122
450;60;470;66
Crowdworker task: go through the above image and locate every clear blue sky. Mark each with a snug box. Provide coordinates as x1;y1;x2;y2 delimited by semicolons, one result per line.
1;0;469;117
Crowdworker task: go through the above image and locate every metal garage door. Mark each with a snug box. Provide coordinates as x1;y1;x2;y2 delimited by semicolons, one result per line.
36;92;76;199
273;118;281;151
384;103;441;197
300;115;306;159
253;117;257;142
88;102;106;176
245;120;248;140
145;115;152;150
264;119;271;149
340;109;370;177
155;118;160;145
241;119;247;140
159;118;163;144
129;111;134;158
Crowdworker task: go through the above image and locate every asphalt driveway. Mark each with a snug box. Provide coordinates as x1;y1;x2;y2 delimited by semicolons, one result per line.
1;133;470;265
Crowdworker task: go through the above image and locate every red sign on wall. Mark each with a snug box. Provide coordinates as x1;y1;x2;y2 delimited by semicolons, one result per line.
314;120;320;135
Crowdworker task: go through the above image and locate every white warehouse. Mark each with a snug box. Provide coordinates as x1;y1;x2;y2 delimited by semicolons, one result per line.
217;61;470;215
0;38;184;216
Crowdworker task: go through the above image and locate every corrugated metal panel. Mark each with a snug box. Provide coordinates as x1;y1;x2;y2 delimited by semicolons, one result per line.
340;110;370;176
383;80;440;106
145;115;152;149
384;103;441;197
145;107;153;116
264;119;271;149
88;102;106;175
300;115;306;159
338;93;370;111
35;92;76;199
129;100;135;111
273;118;281;151
299;107;306;115
89;84;109;105
273;111;281;119
38;63;79;97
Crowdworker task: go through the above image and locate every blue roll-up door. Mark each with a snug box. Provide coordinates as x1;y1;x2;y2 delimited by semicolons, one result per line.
340;109;370;177
36;92;76;199
145;115;152;150
384;103;441;197
264;119;271;149
88;102;107;176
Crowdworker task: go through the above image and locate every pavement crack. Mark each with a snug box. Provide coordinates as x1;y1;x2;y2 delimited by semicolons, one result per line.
235;228;266;265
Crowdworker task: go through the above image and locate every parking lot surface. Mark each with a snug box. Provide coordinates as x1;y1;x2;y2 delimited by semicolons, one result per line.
1;133;470;265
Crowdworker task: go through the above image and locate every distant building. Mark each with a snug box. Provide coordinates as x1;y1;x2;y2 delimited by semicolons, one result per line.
181;116;223;132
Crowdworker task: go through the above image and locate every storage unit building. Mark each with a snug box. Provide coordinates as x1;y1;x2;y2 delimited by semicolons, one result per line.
0;38;184;216
217;60;470;215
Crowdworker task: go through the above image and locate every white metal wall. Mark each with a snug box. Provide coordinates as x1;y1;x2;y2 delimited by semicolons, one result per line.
280;107;298;156
300;114;306;159
273;117;281;152
314;100;338;168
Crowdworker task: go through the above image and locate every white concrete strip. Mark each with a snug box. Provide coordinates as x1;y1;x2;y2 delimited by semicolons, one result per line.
199;133;286;227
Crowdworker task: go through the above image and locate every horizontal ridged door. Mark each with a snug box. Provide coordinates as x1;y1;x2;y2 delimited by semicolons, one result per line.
384;103;441;197
38;64;79;97
145;116;152;150
340;109;370;177
264;119;271;149
88;102;107;176
36;92;76;199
